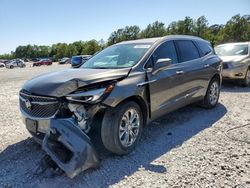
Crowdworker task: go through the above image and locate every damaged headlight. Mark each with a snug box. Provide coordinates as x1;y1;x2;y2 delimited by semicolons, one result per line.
66;84;114;103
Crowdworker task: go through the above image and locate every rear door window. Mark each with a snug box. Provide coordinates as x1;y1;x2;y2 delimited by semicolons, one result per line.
196;41;213;56
175;40;200;62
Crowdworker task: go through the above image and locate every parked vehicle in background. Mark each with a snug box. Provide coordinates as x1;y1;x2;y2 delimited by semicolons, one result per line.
215;42;250;86
71;55;92;68
59;57;71;64
31;58;40;62
0;59;8;65
0;63;5;68
6;59;26;69
33;59;52;66
20;35;222;170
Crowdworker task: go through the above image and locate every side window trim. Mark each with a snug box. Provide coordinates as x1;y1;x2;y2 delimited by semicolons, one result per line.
192;40;202;57
173;40;181;63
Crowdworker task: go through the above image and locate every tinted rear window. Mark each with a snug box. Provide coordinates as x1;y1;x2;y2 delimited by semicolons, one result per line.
176;40;200;62
196;41;213;56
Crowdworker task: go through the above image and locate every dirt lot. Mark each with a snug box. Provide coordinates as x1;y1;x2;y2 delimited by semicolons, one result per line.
0;64;249;188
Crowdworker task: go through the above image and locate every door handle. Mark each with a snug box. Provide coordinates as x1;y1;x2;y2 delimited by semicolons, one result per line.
176;70;184;75
204;64;210;68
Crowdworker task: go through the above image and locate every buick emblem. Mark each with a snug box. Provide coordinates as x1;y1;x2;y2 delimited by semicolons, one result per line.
25;99;32;110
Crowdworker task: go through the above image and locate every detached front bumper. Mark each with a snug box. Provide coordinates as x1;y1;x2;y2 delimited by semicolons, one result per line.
222;64;247;80
21;115;100;178
42;118;99;178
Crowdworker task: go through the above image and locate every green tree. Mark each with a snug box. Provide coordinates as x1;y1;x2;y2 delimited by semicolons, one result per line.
141;21;167;38
72;41;86;55
216;14;250;44
82;40;101;55
107;25;140;45
194;16;209;38
167;17;195;35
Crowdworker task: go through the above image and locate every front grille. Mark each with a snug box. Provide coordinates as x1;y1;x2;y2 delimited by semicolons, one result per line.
19;91;60;118
223;63;229;69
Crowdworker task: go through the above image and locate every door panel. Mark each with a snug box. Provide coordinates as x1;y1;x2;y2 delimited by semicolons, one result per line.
147;63;187;119
175;40;207;103
146;41;186;120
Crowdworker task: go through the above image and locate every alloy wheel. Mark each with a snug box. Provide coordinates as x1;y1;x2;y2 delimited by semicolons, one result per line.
209;81;219;106
119;108;140;147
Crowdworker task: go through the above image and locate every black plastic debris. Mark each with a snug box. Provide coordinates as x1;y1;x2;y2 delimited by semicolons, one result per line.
42;118;100;178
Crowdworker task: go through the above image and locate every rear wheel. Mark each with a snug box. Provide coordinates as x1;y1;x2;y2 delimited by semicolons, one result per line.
101;101;143;155
239;68;250;87
201;78;220;108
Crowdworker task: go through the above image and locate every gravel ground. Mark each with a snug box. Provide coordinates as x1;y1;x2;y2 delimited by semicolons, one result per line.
0;64;249;188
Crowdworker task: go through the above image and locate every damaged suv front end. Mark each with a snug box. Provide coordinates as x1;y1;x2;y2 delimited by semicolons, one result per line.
19;42;151;178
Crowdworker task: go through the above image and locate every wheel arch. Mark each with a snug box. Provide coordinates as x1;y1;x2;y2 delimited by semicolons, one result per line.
210;73;221;85
114;95;149;127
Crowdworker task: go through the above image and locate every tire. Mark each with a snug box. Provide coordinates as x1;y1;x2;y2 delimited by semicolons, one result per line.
10;65;14;69
239;68;250;87
201;78;220;109
101;101;143;155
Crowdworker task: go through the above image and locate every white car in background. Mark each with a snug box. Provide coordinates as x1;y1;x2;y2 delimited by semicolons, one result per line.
5;59;26;69
0;62;5;68
215;42;250;86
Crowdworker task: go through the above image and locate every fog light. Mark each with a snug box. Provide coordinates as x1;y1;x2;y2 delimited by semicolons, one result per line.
235;73;243;77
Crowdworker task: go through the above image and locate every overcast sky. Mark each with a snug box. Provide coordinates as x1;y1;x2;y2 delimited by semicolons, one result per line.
0;0;249;54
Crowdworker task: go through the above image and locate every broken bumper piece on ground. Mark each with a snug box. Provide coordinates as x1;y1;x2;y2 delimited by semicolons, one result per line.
42;118;100;178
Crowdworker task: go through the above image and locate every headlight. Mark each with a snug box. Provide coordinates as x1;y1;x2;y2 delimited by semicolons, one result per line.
229;61;244;68
66;84;114;103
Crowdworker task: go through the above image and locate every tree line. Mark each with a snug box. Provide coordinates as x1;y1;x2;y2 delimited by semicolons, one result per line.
1;14;249;60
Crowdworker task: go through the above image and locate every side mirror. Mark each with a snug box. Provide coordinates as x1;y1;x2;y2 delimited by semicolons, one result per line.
153;58;172;73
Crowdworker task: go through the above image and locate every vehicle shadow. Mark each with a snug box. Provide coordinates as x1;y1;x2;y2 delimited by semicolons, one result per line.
0;103;227;187
221;81;250;93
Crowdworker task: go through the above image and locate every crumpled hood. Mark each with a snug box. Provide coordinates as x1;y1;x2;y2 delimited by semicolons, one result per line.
22;68;131;97
219;55;248;63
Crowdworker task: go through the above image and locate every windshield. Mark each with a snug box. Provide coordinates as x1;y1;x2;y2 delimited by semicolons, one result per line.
81;43;151;69
215;44;249;56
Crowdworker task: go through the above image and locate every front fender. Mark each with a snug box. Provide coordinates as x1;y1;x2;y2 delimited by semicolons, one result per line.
102;71;147;107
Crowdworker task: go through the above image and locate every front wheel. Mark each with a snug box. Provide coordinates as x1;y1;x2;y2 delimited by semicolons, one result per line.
201;78;220;108
101;101;143;155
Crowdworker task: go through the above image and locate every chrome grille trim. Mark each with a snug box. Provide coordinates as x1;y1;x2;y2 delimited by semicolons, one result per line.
19;91;56;100
19;91;60;119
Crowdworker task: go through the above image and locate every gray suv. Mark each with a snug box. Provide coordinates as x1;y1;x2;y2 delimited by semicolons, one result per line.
19;35;222;176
